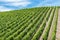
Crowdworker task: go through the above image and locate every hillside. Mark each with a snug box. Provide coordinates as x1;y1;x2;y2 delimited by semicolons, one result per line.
0;7;59;40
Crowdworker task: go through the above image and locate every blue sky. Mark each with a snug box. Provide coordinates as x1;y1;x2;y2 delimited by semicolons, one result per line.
0;0;60;12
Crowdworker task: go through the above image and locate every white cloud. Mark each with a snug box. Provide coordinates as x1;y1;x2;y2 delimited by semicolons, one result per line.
5;1;31;7
0;0;31;12
0;6;12;12
0;0;31;7
0;0;24;2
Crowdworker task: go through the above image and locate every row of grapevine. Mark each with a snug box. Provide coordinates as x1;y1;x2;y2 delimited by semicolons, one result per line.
0;7;58;40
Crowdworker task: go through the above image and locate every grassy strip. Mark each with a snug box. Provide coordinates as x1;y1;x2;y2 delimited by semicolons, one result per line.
31;8;51;40
42;8;55;40
51;8;58;40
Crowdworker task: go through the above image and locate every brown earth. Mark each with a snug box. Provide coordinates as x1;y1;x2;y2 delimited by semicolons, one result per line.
56;9;60;40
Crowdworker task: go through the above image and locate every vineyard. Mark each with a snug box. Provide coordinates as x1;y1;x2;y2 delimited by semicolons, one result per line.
0;7;59;40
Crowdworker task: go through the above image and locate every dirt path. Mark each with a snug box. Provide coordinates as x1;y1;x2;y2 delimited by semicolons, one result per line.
47;8;57;40
39;8;54;40
56;9;60;40
47;16;54;40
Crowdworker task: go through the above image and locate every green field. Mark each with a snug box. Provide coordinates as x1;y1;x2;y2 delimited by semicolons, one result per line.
0;7;58;40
